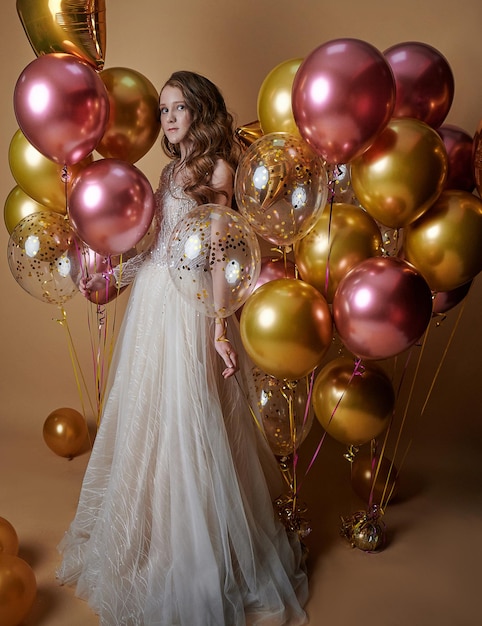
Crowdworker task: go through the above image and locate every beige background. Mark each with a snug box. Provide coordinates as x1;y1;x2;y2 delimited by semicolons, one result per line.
1;1;482;625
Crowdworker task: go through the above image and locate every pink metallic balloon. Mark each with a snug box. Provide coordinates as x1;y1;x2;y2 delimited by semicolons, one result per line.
13;53;109;165
384;41;454;129
333;257;433;360
432;280;472;315
437;124;475;192
292;38;395;164
68;159;155;256
256;256;296;288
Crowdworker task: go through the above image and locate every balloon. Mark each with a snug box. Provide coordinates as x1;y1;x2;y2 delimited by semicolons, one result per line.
7;211;79;305
292;38;395;164
0;518;19;556
404;190;482;292
68;241;128;305
333;256;433;360
294;202;383;302
16;0;106;70
384;41;454;129
96;67;162;163
253;369;314;457
8;129;92;212
43;407;88;458
168;204;260;318
236;121;264;150
235;132;328;246
257;58;303;137
437;124;475;192
474;119;482;198
327;163;359;206
350;118;448;229
351;452;398;505
4;186;49;234
240;278;333;380
14;53;109;165
68;158;155;256
312;357;394;446
432;280;472;315
0;554;36;626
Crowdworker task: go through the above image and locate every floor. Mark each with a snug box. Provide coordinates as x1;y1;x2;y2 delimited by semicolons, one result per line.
1;297;481;626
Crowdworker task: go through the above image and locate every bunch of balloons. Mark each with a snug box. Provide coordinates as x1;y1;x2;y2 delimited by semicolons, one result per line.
230;37;482;509
5;0;161;307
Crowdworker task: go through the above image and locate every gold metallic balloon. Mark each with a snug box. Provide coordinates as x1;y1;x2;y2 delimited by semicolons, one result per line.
43;408;88;458
351;118;448;228
0;554;36;626
294;202;383;302
236;121;264;150
404;190;482;292
257;58;303;137
0;518;19;557
16;0;106;70
312;357;394;446
351;452;398;505
97;67;162;163
4;186;49;235
240;278;333;381
8;129;92;212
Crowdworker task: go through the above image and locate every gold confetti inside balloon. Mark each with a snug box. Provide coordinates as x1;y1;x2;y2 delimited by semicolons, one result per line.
7;211;78;305
167;204;261;318
235;133;328;246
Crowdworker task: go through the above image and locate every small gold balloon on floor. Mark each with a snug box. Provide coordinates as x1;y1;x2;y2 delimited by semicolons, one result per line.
294;202;383;302
43;407;88;458
0;518;19;556
0;553;37;626
312;357;395;447
240;278;333;381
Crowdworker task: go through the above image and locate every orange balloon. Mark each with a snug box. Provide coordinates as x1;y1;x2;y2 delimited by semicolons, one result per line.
0;518;19;557
97;67;162;163
351;452;398;505
43;408;88;458
235;121;264;150
16;0;106;70
351;118;448;228
312;357;394;446
240;278;333;381
404;190;482;292
257;58;303;136
294;202;383;302
0;554;36;626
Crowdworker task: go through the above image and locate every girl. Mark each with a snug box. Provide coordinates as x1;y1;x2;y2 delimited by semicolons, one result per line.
57;70;308;625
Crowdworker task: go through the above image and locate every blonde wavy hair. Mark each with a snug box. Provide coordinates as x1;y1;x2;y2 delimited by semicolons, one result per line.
160;71;242;206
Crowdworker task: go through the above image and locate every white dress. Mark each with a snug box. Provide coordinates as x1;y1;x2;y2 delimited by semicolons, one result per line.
57;162;309;626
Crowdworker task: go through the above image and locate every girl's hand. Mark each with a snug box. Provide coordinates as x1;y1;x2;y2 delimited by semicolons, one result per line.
79;272;113;297
214;318;238;378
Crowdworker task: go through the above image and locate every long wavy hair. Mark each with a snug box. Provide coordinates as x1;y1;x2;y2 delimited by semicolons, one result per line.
160;71;242;206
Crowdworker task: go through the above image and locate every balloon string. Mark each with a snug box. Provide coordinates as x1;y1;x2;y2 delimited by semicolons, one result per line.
298;357;363;493
55;306;94;450
324;170;337;296
380;294;469;512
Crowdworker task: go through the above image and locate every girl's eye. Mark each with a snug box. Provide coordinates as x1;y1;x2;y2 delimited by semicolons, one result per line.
160;107;168;114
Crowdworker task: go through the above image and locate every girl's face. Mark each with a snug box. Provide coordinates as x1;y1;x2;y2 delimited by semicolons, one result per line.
159;85;193;150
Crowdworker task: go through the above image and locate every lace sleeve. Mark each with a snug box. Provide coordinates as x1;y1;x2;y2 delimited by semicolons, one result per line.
112;248;152;288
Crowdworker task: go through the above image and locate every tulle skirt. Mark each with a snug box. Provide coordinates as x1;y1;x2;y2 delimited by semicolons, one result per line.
57;260;309;625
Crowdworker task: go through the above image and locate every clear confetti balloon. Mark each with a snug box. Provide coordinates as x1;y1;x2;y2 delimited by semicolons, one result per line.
7;211;78;305
234;132;328;246
167;204;261;318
